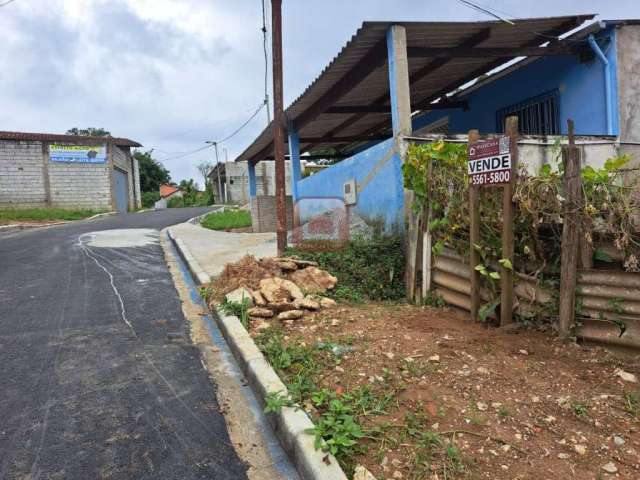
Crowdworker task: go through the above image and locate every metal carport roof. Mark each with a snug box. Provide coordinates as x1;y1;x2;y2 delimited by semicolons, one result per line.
235;14;596;164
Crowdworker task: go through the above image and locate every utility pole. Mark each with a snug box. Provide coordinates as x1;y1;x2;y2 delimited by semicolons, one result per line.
271;0;287;254
206;141;223;205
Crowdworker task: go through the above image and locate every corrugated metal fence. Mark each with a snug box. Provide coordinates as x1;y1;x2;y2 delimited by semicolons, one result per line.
431;248;640;349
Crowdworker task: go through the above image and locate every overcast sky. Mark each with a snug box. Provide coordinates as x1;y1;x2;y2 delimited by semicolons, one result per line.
1;0;640;185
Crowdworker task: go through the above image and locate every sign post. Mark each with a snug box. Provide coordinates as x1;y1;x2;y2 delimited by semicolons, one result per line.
468;129;480;322
467;117;517;325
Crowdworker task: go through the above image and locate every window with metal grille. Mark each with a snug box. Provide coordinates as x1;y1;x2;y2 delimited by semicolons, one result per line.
496;90;560;135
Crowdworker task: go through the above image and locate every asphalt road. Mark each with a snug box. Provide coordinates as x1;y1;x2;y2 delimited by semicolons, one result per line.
0;208;249;479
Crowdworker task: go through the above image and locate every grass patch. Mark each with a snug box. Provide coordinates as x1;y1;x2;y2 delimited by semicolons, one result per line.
200;209;252;231
285;235;405;301
0;207;104;224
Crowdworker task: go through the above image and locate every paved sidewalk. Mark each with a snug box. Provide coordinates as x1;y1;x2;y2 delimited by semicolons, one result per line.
168;222;277;278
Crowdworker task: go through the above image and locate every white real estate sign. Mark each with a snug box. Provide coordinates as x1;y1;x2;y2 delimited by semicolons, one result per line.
467;136;511;186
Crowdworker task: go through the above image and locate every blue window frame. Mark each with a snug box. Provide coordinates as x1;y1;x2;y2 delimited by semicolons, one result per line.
496;90;560;135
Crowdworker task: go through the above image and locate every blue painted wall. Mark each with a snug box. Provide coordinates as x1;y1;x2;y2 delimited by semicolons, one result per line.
297;137;403;232
295;28;620;232
413;28;619;136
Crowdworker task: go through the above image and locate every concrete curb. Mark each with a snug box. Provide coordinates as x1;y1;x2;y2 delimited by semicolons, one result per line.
0;211;115;234
0;220;70;233
186;206;224;225
166;227;212;285
168;227;348;480
85;211;116;221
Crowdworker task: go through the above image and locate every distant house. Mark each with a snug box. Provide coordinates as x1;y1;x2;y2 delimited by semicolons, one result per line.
233;16;640;234
0;130;142;213
208;159;299;204
154;184;183;209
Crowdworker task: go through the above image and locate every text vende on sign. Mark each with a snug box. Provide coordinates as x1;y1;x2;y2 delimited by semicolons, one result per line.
467;136;512;186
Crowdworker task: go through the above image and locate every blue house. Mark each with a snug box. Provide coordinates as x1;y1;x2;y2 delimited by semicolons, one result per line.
235;15;640;236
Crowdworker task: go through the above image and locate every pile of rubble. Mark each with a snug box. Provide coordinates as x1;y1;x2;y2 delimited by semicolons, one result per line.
222;256;338;327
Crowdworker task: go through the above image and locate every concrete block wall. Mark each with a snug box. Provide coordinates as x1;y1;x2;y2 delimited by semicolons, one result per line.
0;139;141;211
250;195;293;233
0;141;47;206
225;161;249;204
49;163;111;209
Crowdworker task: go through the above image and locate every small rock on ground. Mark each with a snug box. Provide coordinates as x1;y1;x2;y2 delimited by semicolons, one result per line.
276;310;304;320
353;464;377;480
225;287;254;306
247;307;273;318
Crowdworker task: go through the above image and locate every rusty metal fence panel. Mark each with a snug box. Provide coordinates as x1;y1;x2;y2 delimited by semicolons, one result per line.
431;249;640;349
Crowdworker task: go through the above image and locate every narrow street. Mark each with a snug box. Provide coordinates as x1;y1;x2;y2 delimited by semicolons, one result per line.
0;208;249;479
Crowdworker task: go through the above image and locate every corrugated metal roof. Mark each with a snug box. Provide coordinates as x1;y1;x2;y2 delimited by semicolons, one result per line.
235;14;596;163
0;131;142;147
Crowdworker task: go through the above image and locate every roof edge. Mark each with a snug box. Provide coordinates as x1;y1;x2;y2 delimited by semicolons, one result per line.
0;130;142;147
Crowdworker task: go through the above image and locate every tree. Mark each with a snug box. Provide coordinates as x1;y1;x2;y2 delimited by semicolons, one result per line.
135;150;171;193
196;161;213;188
66;127;111;137
197;160;216;204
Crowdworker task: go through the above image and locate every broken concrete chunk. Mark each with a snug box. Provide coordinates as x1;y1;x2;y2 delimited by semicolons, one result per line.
275;260;298;271
252;289;267;306
268;301;298;313
225;287;254;306
289;266;337;294
276;310;304;320
614;368;638;383
319;297;337;309
259;277;303;303
294;296;321;310
274;256;319;268
247;307;274;318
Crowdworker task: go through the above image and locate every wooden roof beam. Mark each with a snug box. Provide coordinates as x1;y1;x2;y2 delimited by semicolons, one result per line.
325;100;468;114
357;18;586;139
407;44;583;58
315;28;491;144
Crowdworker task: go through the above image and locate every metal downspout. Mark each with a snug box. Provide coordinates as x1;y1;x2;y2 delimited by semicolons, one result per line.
588;34;614;135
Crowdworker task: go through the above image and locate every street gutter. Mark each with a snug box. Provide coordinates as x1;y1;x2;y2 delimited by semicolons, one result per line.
167;225;348;480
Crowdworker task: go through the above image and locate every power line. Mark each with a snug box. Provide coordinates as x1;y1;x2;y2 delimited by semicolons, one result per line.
156;144;212;162
456;0;514;25
455;0;597;44
0;0;17;7
213;100;266;144
261;0;271;124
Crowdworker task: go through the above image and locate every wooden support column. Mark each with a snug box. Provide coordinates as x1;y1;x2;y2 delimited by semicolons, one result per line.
387;24;415;301
500;117;518;326
468;129;480;321
559;120;582;337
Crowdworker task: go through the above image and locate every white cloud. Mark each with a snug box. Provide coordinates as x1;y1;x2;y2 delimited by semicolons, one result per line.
1;0;639;183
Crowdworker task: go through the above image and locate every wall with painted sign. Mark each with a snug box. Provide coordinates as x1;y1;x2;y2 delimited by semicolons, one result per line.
49;144;107;164
0;135;141;210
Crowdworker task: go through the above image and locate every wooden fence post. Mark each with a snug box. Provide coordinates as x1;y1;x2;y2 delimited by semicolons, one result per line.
468;129;480;322
422;155;433;300
500;117;518;326
558;143;582;337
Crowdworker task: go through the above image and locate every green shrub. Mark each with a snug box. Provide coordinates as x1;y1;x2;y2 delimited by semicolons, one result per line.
286;236;405;301
167;196;186;208
141;191;160;208
201;209;252;230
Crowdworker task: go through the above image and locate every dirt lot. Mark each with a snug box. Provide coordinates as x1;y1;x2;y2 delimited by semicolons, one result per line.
248;302;640;480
